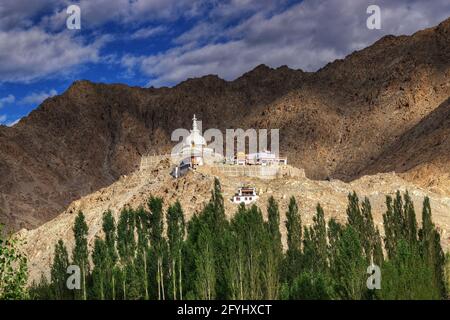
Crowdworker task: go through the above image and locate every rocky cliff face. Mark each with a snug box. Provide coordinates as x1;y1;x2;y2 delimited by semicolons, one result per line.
1;18;450;231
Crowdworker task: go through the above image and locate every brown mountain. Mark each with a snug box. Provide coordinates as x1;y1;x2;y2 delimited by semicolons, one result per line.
1;17;450;231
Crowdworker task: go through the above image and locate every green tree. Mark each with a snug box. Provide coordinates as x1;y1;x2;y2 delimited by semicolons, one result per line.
136;207;151;300
404;192;418;246
288;271;334;300
284;196;302;282
148;196;166;300
209;178;228;298
0;225;28;300
445;252;450;298
332;225;366;300
102;210;118;299
232;204;266;299
307;204;328;273
117;207;139;299
263;197;282;299
72;211;89;300
347;193;383;265
29;273;52;300
419;197;446;298
167;201;185;300
381;239;438;299
92;237;108;300
186;211;216;300
223;204;247;299
50;239;70;299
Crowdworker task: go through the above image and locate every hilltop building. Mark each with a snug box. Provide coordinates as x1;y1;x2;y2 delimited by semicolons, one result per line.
170;115;288;178
171;115;222;177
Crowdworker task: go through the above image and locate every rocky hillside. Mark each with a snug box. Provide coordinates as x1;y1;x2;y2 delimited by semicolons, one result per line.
20;160;450;283
2;18;450;231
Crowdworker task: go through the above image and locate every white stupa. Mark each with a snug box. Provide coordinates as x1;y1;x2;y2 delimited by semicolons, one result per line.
171;115;223;172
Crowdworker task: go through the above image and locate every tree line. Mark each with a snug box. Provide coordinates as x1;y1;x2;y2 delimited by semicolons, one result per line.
18;178;450;299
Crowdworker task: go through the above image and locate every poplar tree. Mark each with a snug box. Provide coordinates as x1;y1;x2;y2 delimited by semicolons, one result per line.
284;196;302;281
92;237;107;300
236;204;266;299
102;210;118;299
224;204;247;299
346;193;382;264
419;197;446;298
167;201;185;300
136;207;150;300
50;239;70;299
382;195;395;259
310;204;328;272
403;192;418;246
381;238;437;299
72;211;89;300
210;178;228;298
263;197;282;299
148;196;166;300
117;207;142;299
332;226;366;300
195;219;216;300
327;218;343;273
186;210;216;300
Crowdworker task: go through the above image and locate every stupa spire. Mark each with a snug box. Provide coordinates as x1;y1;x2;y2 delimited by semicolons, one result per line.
192;114;198;131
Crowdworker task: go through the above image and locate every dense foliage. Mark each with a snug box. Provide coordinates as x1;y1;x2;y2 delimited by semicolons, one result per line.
27;179;449;300
0;225;28;299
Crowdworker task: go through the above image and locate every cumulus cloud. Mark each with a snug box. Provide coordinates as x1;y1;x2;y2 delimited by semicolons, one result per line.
0;114;7;124
0;0;58;30
0;28;103;83
1;0;450;87
0;0;206;83
14;0;209;31
123;0;450;87
21;89;57;105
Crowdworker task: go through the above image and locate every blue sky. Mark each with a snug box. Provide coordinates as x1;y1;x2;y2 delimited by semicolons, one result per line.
1;0;450;126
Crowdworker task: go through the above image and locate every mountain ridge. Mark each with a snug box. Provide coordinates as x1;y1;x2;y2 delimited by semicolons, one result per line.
1;17;450;231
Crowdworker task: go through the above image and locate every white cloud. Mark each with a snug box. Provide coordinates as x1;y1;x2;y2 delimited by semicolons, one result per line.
0;28;103;83
0;94;15;108
123;0;450;87
21;89;57;105
130;26;167;40
0;0;58;30
1;0;450;87
6;118;20;127
23;0;209;31
0;114;19;126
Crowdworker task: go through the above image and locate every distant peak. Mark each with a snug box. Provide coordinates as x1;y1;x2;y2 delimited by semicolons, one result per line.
175;74;226;89
248;64;273;74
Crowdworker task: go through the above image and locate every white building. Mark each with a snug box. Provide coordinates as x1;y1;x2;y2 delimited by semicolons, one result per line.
231;186;259;204
171;115;223;177
243;150;287;166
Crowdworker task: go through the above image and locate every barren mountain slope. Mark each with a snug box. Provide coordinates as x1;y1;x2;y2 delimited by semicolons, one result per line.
20;161;450;284
359;97;450;194
2;18;450;231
